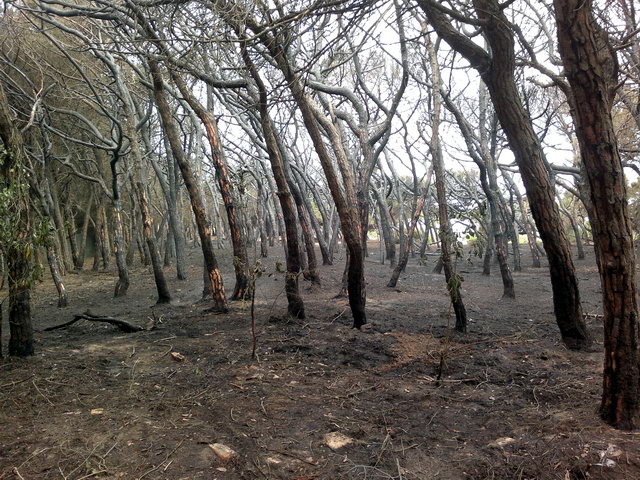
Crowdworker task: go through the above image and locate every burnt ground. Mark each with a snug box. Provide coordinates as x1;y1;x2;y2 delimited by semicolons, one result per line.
1;242;639;480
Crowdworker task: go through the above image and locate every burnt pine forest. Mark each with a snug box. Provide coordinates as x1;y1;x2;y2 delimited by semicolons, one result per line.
1;0;640;479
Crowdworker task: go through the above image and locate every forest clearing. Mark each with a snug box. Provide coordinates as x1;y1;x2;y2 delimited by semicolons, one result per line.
1;245;639;479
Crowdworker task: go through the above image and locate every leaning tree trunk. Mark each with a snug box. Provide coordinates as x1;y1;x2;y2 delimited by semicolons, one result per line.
48;183;72;273
278;139;321;286
110;157;130;298
473;0;588;347
172;73;250;299
388;194;426;287
291;167;332;265
241;47;305;318
554;0;639;430
262;36;365;327
418;0;590;349
137;182;171;304
427;37;467;332
150;60;227;312
165;150;188;280
46;246;68;308
256;181;269;258
76;193;93;270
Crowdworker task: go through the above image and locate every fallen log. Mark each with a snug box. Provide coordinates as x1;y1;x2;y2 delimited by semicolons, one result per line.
44;311;146;333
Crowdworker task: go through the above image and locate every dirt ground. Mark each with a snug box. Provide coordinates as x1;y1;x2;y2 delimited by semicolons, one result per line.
1;241;639;480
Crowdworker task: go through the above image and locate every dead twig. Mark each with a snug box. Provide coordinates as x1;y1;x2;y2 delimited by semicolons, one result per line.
0;375;34;389
137;439;185;480
32;380;54;405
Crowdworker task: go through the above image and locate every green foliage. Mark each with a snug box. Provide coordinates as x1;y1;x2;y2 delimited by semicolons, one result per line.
0;145;47;287
465;233;485;259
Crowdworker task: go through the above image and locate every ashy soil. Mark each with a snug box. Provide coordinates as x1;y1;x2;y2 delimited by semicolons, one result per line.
1;242;639;480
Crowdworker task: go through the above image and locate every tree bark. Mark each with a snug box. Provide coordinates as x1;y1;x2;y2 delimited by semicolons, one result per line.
7;252;34;356
172;73;250;300
110;156;130;297
426;36;467;332
418;0;589;349
249;30;365;327
554;0;639;429
0;81;34;356
47;246;68;308
76;193;93;270
388;195;426;288
137;181;171;304
150;60;227;312
241;47;306;318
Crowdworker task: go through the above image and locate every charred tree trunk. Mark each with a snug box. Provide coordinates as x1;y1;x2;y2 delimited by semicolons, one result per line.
482;223;494;276
388;195;426;288
65;205;82;271
241;48;305;318
150;60;227;312
110;157;130;298
427;38;467;332
172;73;249;300
254;32;365;327
291;168;332;265
554;0;639;429
136;182;171;304
76;193;93;271
7;253;33;356
0;82;34;357
49;184;72;273
418;0;589;349
46;246;68;308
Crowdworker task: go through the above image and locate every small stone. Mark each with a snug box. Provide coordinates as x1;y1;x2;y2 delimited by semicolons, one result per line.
488;437;516;448
324;432;353;450
170;352;186;362
209;443;238;462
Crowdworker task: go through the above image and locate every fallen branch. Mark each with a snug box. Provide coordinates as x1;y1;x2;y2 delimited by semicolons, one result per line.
44;311;150;333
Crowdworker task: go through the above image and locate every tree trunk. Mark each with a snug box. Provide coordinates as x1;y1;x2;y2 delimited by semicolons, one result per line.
172;73;249;299
47;246;68;308
164;147;188;280
49;183;72;273
427;36;467;332
7;252;33;356
111;195;130;297
566;208;585;260
482;223;494;276
65;205;82;271
76;193;93;270
137;182;171;304
291;168;332;265
241;49;305;318
261;36;365;327
0;82;34;357
150;59;227;312
373;187;396;267
554;0;639;429
418;0;589;349
388;195;426;287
